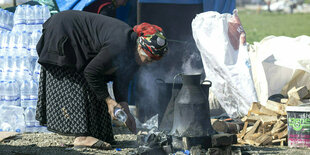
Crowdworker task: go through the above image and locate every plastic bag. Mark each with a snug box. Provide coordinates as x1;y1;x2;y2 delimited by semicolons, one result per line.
249;35;310;104
192;10;257;118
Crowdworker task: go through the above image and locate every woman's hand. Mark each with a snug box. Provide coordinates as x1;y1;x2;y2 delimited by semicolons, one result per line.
105;97;121;120
105;98;137;134
119;102;137;134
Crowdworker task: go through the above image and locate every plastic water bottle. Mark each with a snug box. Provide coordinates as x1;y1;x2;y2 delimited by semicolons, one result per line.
33;61;41;83
10;105;25;133
0;31;9;53
0;10;6;31
3;34;15;79
24;106;36;132
5;56;15;79
7;32;19;80
0;80;5;106
114;107;127;123
3;80;20;106
15;111;26;133
25;5;35;32
0;105;25;133
17;31;29;55
0;31;6;79
19;31;30;58
0;31;4;50
0;53;6;80
8;12;14;30
11;32;23;79
1;10;11;31
0;122;12;131
17;56;32;84
42;5;51;23
20;77;31;108
0;9;4;30
30;30;41;68
29;79;38;107
14;5;26;24
33;5;43;31
22;55;32;71
3;11;13;31
13;5;26;32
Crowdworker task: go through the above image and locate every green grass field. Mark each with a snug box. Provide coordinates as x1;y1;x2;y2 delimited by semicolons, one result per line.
238;10;310;44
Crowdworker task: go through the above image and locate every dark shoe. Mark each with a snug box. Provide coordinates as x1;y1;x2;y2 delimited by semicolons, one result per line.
74;140;112;150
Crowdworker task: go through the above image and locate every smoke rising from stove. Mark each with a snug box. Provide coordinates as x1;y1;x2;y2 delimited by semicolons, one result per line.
134;40;204;123
181;50;203;75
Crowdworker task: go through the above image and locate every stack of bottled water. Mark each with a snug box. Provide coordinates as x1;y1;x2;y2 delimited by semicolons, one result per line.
0;9;14;32
13;4;50;33
0;4;51;133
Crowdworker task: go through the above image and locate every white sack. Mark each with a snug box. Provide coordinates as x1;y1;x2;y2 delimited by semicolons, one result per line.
249;35;310;105
192;10;257;118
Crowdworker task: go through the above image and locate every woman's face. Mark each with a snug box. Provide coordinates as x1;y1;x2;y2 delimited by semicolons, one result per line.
137;45;155;64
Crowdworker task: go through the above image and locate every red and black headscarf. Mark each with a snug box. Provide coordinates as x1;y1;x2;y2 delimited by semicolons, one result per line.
133;23;168;60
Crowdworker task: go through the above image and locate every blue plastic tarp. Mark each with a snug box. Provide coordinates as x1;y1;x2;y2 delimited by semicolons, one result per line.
203;0;235;13
55;0;95;11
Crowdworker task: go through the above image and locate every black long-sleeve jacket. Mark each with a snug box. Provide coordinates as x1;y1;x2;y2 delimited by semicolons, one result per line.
36;10;139;102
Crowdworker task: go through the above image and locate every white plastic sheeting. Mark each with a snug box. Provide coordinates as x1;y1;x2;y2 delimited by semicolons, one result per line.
192;10;257;118
249;35;310;105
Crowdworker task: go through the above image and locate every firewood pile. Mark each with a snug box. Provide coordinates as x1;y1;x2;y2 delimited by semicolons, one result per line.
237;86;310;146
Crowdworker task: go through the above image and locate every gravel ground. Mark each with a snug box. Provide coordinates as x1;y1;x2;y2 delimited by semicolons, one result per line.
0;127;137;155
2;127;310;155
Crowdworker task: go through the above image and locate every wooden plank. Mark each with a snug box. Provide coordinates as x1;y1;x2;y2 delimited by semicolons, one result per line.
246;115;277;123
259;106;278;116
212;120;228;133
265;100;287;115
262;136;273;146
247;133;262;140
249;102;262;114
279;116;287;122
288;86;309;100
211;134;237;147
237;138;247;145
273;125;287;136
244;139;256;145
245;115;260;122
239;121;248;139
260;115;278;127
244;120;261;140
280;98;288;104
254;134;272;146
211;119;218;124
287;97;303;106
259;124;273;134
182;137;189;150
276;128;288;139
272;138;287;144
246;126;253;133
271;121;285;135
248;102;279;116
240;111;252;139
